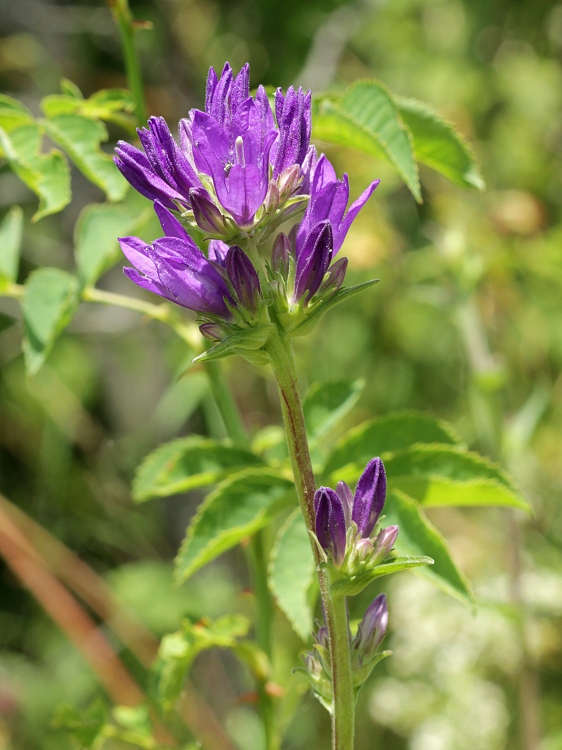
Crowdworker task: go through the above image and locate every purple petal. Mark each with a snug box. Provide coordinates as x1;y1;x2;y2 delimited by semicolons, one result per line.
354;594;388;660
294;220;333;303
208;240;229;267
153;201;190;240
314;486;347;566
123;266;176;302
225;245;261;312
333;179;380;253
352;457;387;538
119;236;156;277
336;481;353;526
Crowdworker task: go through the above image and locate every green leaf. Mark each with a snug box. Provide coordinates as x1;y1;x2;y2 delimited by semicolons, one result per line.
385;490;474;606
52;701;107;748
330;556;433;597
175;469;294;582
397;97;485;190
269;510;315;641
193;324;275;363
133;436;266;502
0;95;34;132
22;268;79;375
43;114;127;201
303;378;364;441
385;444;530;511
0;124;70;220
0;206;23;285
313;81;421;202
75;198;151;286
290;279;380;338
324;411;462;477
156;615;251;709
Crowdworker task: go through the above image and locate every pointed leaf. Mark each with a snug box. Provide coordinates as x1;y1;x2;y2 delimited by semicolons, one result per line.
324;411;462;477
193;324;275;363
0;206;23;285
290;279;379;338
0;124;70;220
397;97;484;190
175;469;294;582
43;114;128;201
269;510;315;641
330;556;433;597
303;378;365;441
133;436;266;502
22;268;79;375
385;490;474;606
313;81;421;202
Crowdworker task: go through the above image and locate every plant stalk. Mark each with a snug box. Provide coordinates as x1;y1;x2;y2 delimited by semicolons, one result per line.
108;0;148;124
265;329;355;750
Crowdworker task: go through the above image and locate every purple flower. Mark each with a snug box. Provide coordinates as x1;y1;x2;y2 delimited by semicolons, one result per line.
297;154;380;255
313;458;395;568
271;86;312;178
352;594;389;664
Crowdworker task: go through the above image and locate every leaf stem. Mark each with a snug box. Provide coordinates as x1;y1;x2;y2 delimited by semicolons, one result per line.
265;328;355;750
108;0;148;125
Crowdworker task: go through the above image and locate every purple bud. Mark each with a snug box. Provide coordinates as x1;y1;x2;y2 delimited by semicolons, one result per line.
199;322;224;341
353;594;388;662
277;164;301;202
336;481;353;526
314;486;347;566
355;537;375;561
373;525;399;562
317;257;348;297
351;457;387;538
225;246;261;312
190;189;227;235
271;233;291;278
293;220;333;304
314;624;329;650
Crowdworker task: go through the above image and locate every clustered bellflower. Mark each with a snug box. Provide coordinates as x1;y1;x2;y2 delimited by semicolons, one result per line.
314;457;399;573
115;62;379;349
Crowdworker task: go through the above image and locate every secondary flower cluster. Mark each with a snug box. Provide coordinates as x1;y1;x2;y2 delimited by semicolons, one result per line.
314;457;398;574
115;63;379;352
301;594;390;705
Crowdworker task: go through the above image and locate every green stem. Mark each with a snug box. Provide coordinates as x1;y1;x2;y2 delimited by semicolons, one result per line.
204;360;249;449
108;0;148;124
265;329;355;750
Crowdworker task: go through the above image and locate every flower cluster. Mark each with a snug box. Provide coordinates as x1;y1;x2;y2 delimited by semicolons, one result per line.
314;457;398;574
300;594;390;705
115;62;379;352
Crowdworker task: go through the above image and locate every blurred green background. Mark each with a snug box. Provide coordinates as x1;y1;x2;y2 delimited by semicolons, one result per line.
1;0;561;748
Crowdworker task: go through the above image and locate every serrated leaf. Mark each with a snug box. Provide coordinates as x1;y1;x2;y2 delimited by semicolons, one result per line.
0;124;70;220
0;95;34;132
75;198;151;286
397;97;484;190
385;444;530;511
133;436;266;502
324;411;462;477
385;490;474;606
43;114;127;201
290;279;379;337
303;378;364;441
0;206;23;284
175;469;294;582
269;510;315;641
313;81;421;202
22;268;79;375
330;555;433;597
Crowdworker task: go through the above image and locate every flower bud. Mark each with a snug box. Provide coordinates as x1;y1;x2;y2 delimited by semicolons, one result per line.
352;594;388;665
351;457;387;538
372;525;399;563
293;220;333;304
278;164;301;202
355;537;375;561
271;233;291;279
190;188;229;235
225;246;261;313
199;322;224;341
314;486;347;567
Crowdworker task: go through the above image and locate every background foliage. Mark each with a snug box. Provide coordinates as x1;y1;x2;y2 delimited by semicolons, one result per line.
0;0;561;749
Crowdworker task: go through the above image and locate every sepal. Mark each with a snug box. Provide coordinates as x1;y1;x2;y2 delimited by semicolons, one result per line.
193;323;275;363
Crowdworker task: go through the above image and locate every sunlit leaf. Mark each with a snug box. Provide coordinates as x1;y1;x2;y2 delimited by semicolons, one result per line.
269;510;315;641
175;469;294;582
397;97;485;190
0;206;23;285
0;124;70;220
385;490;475;606
313;80;421;202
43;114;128;201
133;436;266;502
22;268;79;375
324;411;462;477
303;378;364;441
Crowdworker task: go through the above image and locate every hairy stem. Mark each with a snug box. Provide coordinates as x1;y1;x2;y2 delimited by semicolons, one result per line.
265;329;355;750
